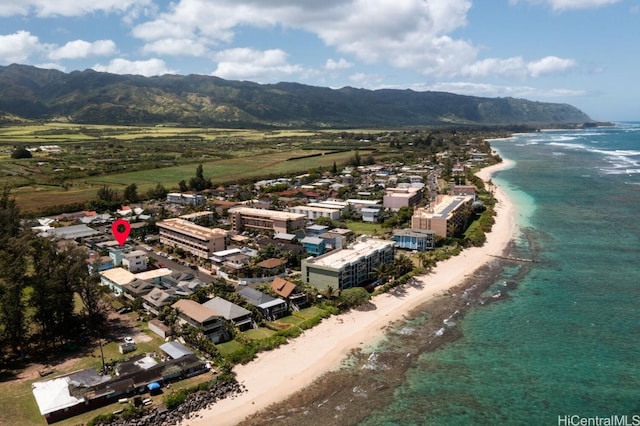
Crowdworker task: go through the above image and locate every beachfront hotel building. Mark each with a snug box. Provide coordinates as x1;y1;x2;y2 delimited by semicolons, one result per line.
157;218;227;258
228;207;306;234
411;195;474;238
301;238;396;291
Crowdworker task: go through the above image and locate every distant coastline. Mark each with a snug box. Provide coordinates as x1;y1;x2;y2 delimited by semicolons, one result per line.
185;158;517;426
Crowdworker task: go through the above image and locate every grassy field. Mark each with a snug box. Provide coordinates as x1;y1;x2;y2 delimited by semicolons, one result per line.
0;123;389;214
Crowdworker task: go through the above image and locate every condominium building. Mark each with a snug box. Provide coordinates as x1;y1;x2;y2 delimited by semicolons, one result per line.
383;187;423;210
157;218;227;258
411;195;474;238
228;207;306;234
301;238;396;291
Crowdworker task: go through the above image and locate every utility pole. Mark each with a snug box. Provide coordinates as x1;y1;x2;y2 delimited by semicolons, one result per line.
99;339;105;373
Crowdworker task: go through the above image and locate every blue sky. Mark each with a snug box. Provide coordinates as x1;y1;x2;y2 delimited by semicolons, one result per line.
0;0;638;121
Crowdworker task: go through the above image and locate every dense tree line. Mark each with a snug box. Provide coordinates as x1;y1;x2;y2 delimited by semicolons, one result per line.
0;188;107;364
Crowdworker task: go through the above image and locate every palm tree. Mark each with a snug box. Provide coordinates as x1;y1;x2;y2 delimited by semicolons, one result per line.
371;263;392;285
393;254;414;278
417;251;437;272
322;285;339;300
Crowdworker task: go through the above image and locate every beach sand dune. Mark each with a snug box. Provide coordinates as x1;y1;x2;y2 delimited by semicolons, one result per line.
185;159;515;426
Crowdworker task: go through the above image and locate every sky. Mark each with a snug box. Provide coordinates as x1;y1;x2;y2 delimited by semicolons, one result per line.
0;0;638;121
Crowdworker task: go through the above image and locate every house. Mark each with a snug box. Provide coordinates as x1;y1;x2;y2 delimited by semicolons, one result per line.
238;287;287;321
255;258;287;277
306;224;329;237
172;299;228;343
271;277;307;310
318;231;348;250
122;279;156;300
142;287;177;316
87;252;114;273
122;249;147;272
392;228;436;251
32;356;207;424
301;236;326;256
361;206;382;223
203;297;254;331
223;253;252;273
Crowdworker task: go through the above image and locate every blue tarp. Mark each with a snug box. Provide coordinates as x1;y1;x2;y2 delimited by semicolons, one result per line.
147;382;160;391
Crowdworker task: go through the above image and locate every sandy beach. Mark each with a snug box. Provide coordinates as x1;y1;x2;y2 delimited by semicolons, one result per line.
185;158;516;426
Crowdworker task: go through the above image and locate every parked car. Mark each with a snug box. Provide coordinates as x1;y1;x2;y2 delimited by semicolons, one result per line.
124;336;134;344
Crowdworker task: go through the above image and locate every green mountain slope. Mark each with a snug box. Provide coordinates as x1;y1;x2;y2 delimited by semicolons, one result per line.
0;64;592;128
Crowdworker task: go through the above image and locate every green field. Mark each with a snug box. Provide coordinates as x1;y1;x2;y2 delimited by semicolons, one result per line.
0;123;388;213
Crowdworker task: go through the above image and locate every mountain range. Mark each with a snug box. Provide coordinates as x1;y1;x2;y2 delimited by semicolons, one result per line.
0;64;592;128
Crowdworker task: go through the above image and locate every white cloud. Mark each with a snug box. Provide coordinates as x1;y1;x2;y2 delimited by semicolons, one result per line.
35;62;66;72
511;0;622;11
0;0;152;18
407;81;588;100
461;55;575;79
142;38;209;56
132;0;575;81
212;48;304;81
527;56;576;77
92;58;173;76
0;31;46;63
325;58;353;71
48;39;117;60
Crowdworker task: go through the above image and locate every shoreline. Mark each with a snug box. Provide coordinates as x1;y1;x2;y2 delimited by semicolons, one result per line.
185;158;517;426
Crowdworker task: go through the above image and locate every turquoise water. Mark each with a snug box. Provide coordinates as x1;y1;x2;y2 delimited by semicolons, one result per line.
360;123;640;425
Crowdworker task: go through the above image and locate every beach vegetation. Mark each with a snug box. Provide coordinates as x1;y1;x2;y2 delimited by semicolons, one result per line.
336;287;371;310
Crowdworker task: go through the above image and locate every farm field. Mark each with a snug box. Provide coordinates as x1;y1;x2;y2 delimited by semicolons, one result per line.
0;123;387;214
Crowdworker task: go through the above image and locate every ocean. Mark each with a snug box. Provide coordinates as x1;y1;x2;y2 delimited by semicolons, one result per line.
358;123;640;425
245;123;640;426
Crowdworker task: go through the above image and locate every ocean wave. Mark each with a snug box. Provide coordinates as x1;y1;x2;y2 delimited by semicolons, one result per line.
599;167;640;175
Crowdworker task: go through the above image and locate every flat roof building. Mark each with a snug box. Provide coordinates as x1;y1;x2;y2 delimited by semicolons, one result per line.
228;207;306;234
383;187;423;210
166;192;204;205
157;218;227;258
301;238;395;291
411;195;474;238
289;205;341;221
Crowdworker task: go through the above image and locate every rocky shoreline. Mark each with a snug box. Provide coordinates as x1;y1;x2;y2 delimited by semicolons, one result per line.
237;246;528;426
97;380;245;426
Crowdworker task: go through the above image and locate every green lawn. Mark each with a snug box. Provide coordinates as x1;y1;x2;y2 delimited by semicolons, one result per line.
297;306;327;319
216;340;246;358
243;328;277;340
345;220;389;237
274;315;304;326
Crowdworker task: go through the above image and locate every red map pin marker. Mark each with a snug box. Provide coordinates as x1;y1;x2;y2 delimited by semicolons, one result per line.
112;219;131;246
